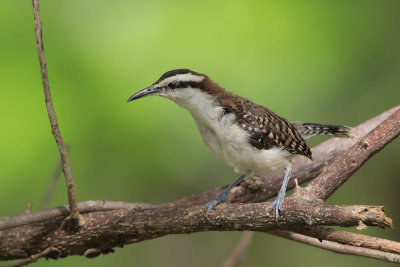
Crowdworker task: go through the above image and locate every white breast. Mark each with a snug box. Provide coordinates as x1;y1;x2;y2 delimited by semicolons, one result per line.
165;88;291;174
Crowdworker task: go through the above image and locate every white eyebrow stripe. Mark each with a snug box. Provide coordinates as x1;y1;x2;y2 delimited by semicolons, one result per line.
155;73;205;88
176;73;205;82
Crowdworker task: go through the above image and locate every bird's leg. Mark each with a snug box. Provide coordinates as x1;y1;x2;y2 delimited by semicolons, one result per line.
271;161;292;221
205;173;249;216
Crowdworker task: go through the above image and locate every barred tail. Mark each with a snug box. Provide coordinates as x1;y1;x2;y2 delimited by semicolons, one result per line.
295;122;355;140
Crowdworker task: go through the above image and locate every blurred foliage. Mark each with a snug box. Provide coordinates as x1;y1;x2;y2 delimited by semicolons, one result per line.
1;0;399;266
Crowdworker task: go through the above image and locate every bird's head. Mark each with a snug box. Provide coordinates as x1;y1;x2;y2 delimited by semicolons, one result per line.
127;69;207;102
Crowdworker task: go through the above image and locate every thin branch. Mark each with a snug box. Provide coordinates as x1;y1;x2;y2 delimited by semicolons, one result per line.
271;230;400;264
32;0;81;224
294;226;400;255
6;247;55;267
303;107;400;201
222;231;254;267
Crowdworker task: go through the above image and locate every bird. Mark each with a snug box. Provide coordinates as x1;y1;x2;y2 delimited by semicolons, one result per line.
127;69;353;220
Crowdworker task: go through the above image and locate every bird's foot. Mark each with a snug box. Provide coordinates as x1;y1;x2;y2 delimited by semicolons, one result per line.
205;200;220;216
271;194;285;222
205;194;227;216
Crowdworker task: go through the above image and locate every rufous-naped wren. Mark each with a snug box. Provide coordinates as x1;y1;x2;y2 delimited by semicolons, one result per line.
128;69;353;219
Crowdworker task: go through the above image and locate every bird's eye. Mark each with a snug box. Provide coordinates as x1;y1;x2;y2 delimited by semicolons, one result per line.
168;82;177;89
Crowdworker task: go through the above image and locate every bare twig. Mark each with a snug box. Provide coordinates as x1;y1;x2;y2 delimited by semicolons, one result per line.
294;226;400;255
271;230;400;264
222;231;254;267
32;0;81;225
6;247;54;267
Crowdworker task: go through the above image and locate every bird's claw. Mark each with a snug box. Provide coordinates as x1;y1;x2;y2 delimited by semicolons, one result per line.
271;195;284;221
205;199;221;217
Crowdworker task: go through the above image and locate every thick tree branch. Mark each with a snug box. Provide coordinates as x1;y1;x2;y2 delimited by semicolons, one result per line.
32;0;80;224
0;202;391;261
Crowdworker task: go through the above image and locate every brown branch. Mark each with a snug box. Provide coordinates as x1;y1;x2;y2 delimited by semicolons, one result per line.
303;107;400;200
271;230;400;264
0;201;155;230
32;0;80;224
222;231;254;267
0;202;391;261
166;105;400;206
7;247;56;267
295;226;400;255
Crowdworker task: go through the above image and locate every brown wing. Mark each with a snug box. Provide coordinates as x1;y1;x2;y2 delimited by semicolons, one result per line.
221;95;312;159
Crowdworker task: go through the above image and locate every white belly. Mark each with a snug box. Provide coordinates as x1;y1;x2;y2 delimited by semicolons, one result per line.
195;114;291;174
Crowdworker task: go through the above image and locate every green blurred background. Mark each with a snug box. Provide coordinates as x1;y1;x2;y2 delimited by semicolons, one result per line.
1;0;399;266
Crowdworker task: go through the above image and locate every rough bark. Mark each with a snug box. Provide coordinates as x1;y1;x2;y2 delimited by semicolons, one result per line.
0;203;391;260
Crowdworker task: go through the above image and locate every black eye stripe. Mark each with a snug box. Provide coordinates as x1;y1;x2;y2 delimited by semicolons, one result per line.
178;81;200;88
163;81;200;89
168;82;176;89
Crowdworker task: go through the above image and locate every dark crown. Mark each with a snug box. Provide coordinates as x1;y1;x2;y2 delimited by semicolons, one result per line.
153;69;205;90
157;69;192;81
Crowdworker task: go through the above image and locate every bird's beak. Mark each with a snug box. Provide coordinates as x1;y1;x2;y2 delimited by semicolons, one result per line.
127;86;158;102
